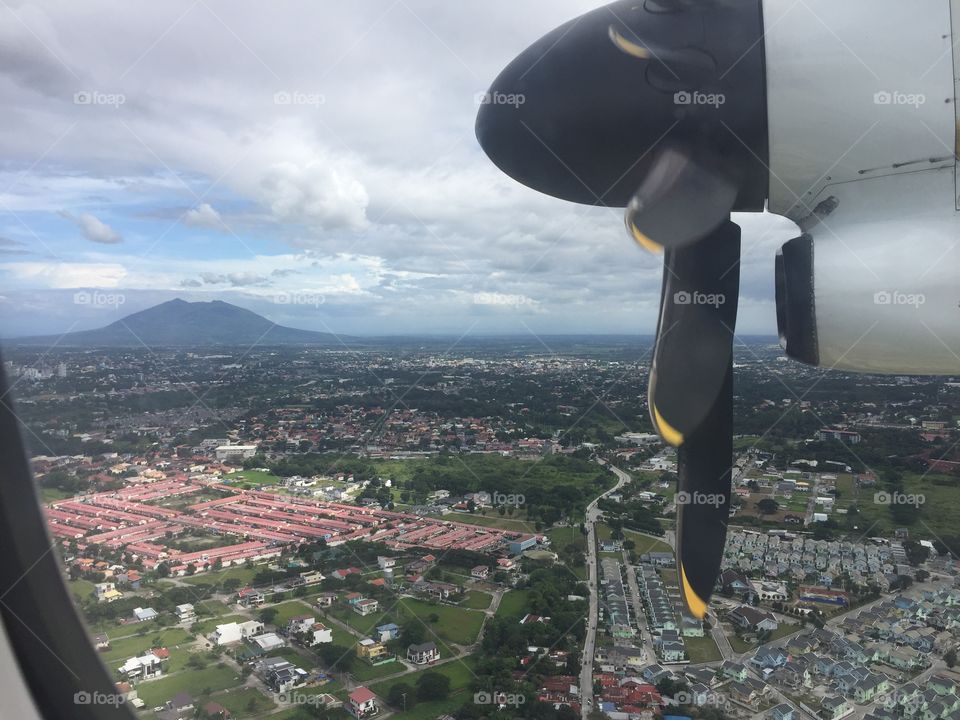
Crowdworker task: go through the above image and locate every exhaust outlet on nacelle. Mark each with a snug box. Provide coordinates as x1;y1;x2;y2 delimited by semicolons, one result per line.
775;226;960;376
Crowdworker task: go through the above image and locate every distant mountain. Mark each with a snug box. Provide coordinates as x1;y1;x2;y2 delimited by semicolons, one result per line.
14;299;351;347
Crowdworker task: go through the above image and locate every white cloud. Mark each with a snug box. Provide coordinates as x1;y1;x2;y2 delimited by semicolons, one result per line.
183;202;226;230
60;211;122;244
0;0;801;335
1;261;127;288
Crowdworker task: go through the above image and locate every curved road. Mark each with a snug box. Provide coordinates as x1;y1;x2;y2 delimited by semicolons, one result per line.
581;461;632;719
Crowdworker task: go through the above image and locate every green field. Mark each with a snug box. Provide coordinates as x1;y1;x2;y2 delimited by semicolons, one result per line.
194;599;234;618
40;487;74;504
546;525;588;580
264;600;316;627
684;633;722;663
624;530;672;555
848;472;960;538
183;565;260;588
460;591;492;611
351;658;403;682
448;512;535;532
193;614;249;637
371;656;478;715
495;590;530;619
69;578;97;602
386;695;470;720
213;687;276;716
547;525;586;550
101;627;194;665
134;663;243;708
331;598;484;646
227;469;285;486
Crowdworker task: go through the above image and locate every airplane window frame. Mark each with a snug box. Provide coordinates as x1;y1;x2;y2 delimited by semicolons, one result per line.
0;354;133;719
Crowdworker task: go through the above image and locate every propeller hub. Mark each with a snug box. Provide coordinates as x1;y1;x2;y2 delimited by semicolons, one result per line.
475;0;769;210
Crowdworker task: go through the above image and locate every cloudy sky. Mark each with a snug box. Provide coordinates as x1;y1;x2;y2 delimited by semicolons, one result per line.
0;0;798;339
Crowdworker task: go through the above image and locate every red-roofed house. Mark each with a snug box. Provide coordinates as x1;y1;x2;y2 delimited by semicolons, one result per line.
347;687;378;718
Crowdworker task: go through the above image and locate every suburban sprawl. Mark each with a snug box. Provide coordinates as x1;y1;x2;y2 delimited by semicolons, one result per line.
6;337;960;720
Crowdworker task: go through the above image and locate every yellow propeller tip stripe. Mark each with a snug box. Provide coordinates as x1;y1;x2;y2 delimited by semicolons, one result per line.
629;224;663;254
653;406;684;447
608;27;652;60
680;564;708;619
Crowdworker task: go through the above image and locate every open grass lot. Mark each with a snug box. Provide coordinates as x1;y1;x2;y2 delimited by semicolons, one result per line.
852;472;960;538
227;469;285;487
193;599;235;618
624;530;672;555
213;687;276;716
183;564;261;588
834;473;855;508
460;591;492;610
371;656;478;714
394;598;484;645
389;695;469;720
266;600;316;626
135;663;243;708
39;487;74;504
495;590;530;619
546;525;588;579
101;627;194;666
724;621;800;654
372;454;616;516
331;598;485;645
684;633;722;663
547;525;586;551
69;578;96;602
351;659;403;682
194;614;249;637
595;523;613;541
447;512;534;533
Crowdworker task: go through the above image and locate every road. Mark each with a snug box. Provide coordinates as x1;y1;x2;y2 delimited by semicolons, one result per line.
622;550;654;662
580;460;631;719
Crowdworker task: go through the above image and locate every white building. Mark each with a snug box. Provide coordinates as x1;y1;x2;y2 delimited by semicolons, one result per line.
215;444;259;462
118;652;164;680
211;620;264;645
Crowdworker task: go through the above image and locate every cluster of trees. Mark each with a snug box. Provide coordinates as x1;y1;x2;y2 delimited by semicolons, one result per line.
385;671;451;710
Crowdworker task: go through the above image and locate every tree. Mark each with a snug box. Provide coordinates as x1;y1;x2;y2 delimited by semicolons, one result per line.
946;648;957;668
387;682;415;710
258;607;278;625
399;622;426;647
757;498;779;515
317;644;354;672
415;672;451;701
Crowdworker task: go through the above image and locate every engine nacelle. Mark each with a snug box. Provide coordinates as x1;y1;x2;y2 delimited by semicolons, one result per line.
776;168;960;375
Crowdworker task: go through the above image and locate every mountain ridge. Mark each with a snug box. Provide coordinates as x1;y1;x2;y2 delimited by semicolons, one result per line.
13;299;351;347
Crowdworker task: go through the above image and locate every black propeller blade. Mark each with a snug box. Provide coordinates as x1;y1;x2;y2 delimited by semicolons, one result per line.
648;220;740;446
475;0;768;620
675;360;734;618
649;220;739;617
625;146;739;254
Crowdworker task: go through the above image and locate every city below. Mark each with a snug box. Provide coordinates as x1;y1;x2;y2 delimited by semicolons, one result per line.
6;322;960;720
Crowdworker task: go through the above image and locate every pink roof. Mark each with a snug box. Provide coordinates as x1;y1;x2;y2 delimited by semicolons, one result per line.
350;687;376;704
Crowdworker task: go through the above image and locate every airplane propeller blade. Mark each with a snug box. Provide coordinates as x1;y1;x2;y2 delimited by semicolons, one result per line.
648;220;740;445
625;146;739;255
649;220;740;617
675;361;734;618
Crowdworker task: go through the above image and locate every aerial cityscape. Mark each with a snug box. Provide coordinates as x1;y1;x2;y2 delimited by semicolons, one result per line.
3;1;960;720
6;299;960;720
